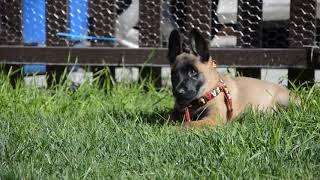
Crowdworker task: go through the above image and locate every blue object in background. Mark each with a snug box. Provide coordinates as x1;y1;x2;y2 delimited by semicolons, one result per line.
23;0;92;75
69;0;89;42
57;32;115;42
23;0;46;44
23;0;47;75
68;0;89;72
24;65;47;75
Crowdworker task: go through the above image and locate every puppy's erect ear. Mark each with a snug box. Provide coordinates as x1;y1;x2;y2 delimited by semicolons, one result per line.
168;29;182;64
189;28;209;62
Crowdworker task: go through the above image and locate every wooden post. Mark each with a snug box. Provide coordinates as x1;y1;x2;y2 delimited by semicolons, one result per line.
185;0;212;42
46;0;68;46
0;0;23;45
237;0;263;48
88;0;116;46
139;0;162;47
289;0;317;47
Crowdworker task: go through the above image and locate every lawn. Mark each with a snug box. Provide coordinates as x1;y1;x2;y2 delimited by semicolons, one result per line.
0;70;319;179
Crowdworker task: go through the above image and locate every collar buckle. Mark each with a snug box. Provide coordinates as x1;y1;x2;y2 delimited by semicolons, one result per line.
198;97;206;106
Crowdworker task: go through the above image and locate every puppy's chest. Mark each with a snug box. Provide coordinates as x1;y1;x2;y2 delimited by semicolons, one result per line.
189;106;210;120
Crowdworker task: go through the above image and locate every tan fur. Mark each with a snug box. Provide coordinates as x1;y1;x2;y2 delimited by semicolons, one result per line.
172;53;293;128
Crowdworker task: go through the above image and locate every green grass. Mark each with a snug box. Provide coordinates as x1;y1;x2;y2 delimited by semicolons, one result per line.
0;70;319;179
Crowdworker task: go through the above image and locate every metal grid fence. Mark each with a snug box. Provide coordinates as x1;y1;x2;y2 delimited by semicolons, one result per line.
0;0;319;68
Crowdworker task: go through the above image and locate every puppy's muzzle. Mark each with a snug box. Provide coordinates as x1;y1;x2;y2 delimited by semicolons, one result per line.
174;88;196;104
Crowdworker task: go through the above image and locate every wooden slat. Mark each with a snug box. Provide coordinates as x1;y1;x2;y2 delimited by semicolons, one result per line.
0;46;310;68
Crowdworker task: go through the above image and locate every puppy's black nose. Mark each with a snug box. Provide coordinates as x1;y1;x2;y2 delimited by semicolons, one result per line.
177;88;186;96
174;88;187;100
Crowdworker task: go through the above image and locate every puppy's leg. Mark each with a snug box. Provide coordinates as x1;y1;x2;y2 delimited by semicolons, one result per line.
182;114;225;128
170;109;181;123
275;87;290;106
182;103;228;128
289;91;301;106
182;118;218;128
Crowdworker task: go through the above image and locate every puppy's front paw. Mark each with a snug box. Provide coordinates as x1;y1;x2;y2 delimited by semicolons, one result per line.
181;121;192;129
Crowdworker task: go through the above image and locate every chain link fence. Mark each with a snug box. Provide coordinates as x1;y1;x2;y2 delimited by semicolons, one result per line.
0;0;319;50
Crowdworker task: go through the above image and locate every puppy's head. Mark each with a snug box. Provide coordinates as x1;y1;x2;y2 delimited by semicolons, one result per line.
168;29;216;106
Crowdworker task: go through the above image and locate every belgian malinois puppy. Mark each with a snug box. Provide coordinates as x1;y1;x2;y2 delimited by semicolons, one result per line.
168;29;293;128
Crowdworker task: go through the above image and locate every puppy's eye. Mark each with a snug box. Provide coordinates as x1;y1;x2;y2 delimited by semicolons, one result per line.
188;69;198;77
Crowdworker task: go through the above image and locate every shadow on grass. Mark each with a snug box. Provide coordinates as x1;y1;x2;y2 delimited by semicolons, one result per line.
137;109;176;126
106;108;176;126
147;111;178;126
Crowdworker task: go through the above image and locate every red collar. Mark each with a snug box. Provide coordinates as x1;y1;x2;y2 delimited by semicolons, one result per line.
181;79;233;122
